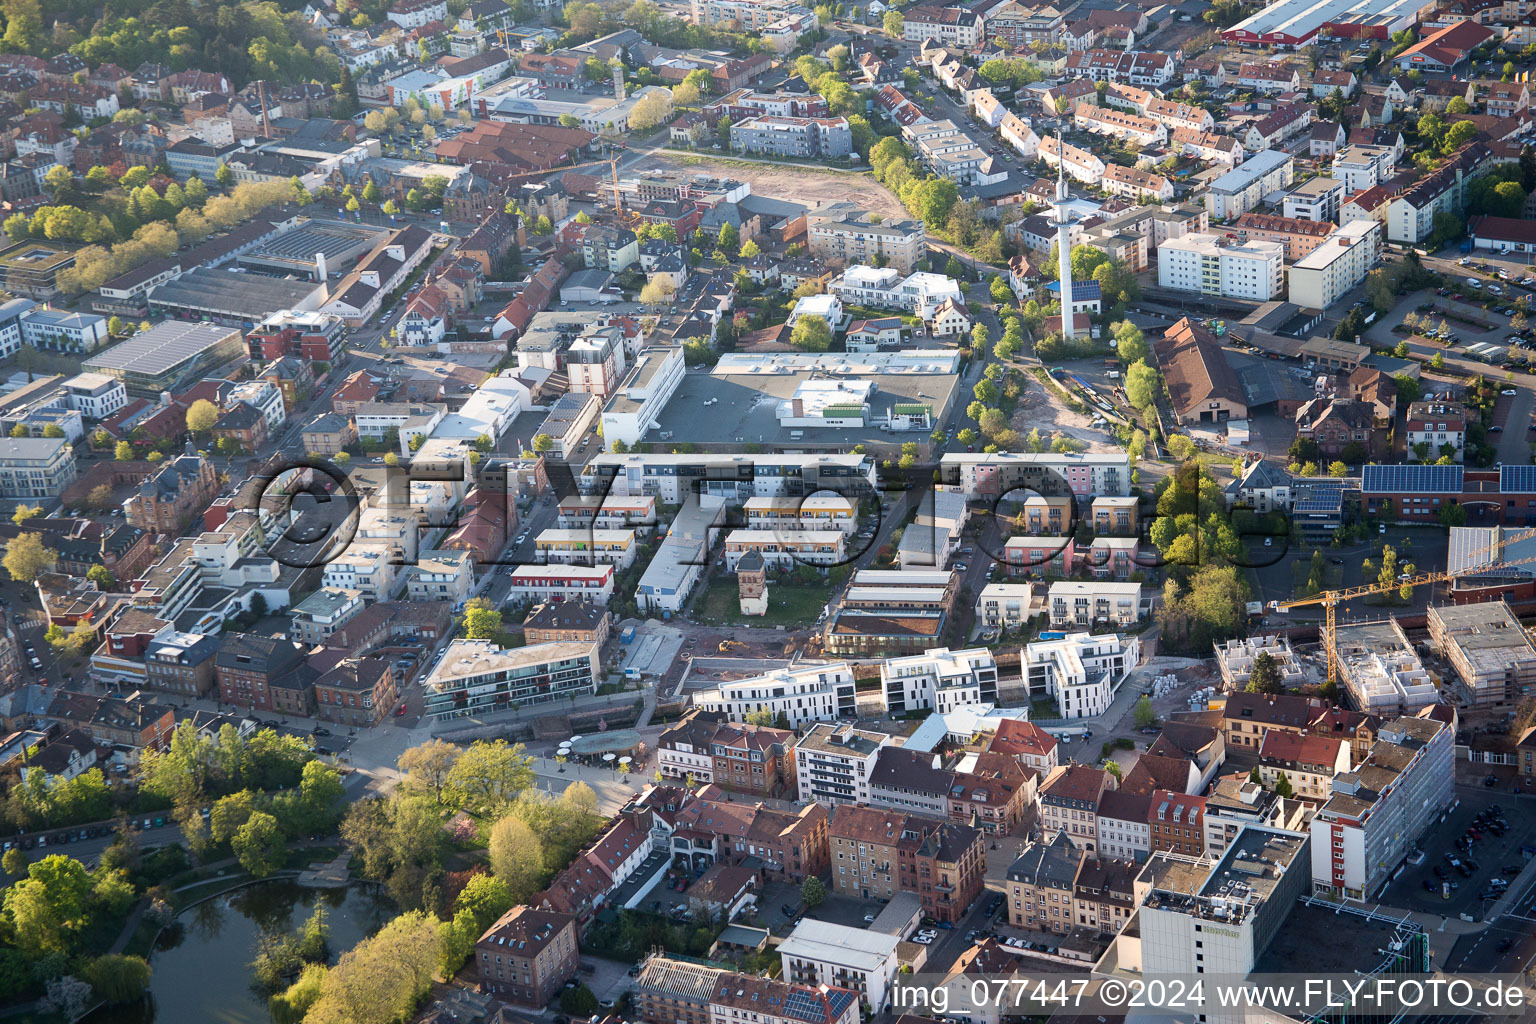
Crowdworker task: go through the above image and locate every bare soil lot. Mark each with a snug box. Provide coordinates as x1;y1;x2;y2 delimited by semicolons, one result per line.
1008;371;1121;451
632;151;908;221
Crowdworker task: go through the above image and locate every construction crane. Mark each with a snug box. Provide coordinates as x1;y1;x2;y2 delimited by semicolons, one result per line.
1280;524;1536;686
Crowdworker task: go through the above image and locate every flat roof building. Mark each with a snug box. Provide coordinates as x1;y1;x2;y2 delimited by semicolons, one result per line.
82;322;248;397
1426;601;1536;709
1333;620;1437;716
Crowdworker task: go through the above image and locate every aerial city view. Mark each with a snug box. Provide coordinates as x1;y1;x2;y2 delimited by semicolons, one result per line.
3;0;1536;1020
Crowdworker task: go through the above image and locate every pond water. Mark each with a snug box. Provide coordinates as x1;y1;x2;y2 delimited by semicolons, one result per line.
90;882;393;1024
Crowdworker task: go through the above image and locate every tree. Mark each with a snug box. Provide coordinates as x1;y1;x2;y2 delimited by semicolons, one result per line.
628;89;673;132
10;504;39;525
444;739;534;814
2;855;91;956
215;162;234;187
1125;360;1160;411
304;911;441;1024
1247;651;1285;694
561;985;600;1017
1113;320;1148;365
86;565;114;590
84;955;151;1005
739;238;762;260
399;740;461;804
883;9;904;36
488;813;545;902
791;317;832;352
1273;772;1294;799
43;976;93;1022
462;598;502;640
185;398;219;435
3;532;55;583
639;277;676;310
456;874;514;927
1133;696;1157;729
531;433;554;453
801;875;826;908
114;440;133;461
2;847;23;876
210;790;257;846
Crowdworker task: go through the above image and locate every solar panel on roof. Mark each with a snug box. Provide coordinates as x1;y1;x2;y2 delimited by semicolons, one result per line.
1502;465;1536;493
1361;464;1463;493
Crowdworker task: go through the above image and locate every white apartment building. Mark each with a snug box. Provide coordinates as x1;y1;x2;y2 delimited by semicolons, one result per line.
694;663;859;726
1310;714;1453;901
1281;176;1345;223
1204;150;1294;219
974;583;1034;630
778;921;900;1013
534;528;637;569
879;646;999;716
600;345;684;450
1158;234;1285;301
60;373;127;421
406;549;475;605
722;529;847;570
828;265;964;319
556;494;658;530
1047;581;1142;629
1024;632;1140;718
320;544;398;601
1107;827;1311;984
794;722;892;806
1288;219;1382;310
1331;144;1396;194
226;380;287;434
744;494;858;534
505;564;615;605
1095;791;1151;862
940;452;1131;498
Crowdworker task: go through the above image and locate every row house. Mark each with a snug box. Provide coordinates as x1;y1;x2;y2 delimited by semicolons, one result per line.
1101;164;1173;202
1171;126;1245;165
1238;61;1301;94
1243;104;1313;152
826;803;986;923
902;6;985;47
1072;103;1167;146
1062;49;1177;87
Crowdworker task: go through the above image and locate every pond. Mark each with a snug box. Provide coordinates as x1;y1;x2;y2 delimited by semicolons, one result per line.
90;882;393;1024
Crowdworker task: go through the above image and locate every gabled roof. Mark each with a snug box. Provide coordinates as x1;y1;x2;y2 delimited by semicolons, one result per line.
1155;317;1245;417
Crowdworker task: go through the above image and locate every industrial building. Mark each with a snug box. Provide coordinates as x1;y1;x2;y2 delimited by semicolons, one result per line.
82;322;249;397
1223;0;1426;47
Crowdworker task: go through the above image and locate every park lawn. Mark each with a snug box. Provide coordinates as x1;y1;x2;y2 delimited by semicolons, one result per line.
696;575;833;628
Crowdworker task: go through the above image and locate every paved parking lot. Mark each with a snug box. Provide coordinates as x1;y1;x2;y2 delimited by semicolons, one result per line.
1379;788;1534;920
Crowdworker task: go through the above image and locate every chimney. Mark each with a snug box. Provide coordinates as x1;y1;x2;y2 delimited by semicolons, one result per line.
612;64;625;103
315;251;328;284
